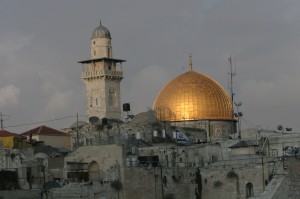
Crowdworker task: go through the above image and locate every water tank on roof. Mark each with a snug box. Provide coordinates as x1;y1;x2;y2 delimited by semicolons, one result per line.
123;103;130;112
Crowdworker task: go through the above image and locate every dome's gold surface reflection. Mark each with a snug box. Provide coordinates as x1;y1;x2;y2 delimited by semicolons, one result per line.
153;71;233;121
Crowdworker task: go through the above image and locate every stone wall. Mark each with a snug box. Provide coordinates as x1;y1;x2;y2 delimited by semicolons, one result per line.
0;189;40;199
200;164;267;199
50;182;119;199
253;157;300;199
122;166;197;199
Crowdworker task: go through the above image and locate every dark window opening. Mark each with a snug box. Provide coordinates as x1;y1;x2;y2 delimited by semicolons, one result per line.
138;156;159;167
246;183;254;198
66;162;89;182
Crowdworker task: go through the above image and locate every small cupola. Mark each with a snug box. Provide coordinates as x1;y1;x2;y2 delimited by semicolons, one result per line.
91;21;111;39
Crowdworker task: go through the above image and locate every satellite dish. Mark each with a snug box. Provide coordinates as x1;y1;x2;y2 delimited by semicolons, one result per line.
89;116;100;125
256;125;262;132
277;124;283;131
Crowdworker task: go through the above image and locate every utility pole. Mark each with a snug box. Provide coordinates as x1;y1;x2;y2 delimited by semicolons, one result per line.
76;113;79;149
0;112;10;130
262;157;265;191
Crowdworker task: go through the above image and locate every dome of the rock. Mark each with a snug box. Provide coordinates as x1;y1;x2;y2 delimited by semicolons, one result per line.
153;70;233;121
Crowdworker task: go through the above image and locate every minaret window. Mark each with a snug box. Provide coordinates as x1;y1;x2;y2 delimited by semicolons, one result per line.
96;98;98;106
90;96;93;107
109;92;113;106
94;51;96;56
109;88;115;106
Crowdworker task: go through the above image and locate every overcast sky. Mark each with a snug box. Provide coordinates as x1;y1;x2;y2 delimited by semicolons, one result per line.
1;0;300;133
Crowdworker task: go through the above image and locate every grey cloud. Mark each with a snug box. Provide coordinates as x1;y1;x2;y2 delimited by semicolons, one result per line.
0;85;21;108
1;0;300;132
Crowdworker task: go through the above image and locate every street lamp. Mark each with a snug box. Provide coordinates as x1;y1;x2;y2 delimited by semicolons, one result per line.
234;101;243;141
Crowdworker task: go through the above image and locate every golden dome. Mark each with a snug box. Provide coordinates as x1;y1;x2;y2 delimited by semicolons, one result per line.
153;70;233;121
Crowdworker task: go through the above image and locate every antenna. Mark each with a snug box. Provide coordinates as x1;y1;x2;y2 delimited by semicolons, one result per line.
228;54;236;136
0;112;10;130
228;54;236;104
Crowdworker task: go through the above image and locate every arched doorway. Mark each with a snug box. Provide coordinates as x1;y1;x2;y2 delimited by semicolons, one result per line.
88;161;101;181
246;182;254;198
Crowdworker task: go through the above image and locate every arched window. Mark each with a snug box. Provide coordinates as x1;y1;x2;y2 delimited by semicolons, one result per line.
109;88;116;107
88;161;100;181
246;183;254;198
90;96;93;107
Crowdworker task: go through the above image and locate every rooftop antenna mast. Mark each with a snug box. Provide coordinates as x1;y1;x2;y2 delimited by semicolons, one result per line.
228;54;236;104
0;112;10;130
228;54;237;136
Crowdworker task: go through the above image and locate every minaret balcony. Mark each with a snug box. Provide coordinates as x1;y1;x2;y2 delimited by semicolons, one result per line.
82;69;123;79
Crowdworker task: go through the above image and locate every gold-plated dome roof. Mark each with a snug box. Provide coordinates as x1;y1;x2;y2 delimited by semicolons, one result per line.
153;71;233;121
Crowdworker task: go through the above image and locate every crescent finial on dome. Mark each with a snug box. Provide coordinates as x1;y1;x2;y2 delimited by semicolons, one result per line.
189;53;193;71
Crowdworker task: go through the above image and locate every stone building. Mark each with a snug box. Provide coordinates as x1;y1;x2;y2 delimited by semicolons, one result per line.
21;125;73;151
27;21;300;199
153;55;236;142
0;130;31;149
79;21;125;120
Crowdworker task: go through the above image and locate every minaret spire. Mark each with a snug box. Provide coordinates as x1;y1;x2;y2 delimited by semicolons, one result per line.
189;53;193;71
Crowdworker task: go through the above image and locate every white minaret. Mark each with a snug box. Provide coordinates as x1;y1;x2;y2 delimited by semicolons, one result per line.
79;21;125;120
90;21;112;59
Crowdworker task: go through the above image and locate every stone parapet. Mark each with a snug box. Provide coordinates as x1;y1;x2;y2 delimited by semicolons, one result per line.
82;69;123;80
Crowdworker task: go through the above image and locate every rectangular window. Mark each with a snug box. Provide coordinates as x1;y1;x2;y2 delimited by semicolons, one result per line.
109;91;113;106
90;96;93;107
109;88;116;107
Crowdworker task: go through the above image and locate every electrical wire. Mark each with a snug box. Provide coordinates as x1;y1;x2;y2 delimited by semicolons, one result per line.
4;114;88;129
241;117;256;128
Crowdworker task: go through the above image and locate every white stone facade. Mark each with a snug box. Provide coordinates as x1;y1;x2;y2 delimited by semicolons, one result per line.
81;24;123;120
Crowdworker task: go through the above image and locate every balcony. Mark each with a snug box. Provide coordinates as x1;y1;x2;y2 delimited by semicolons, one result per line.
82;69;123;80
